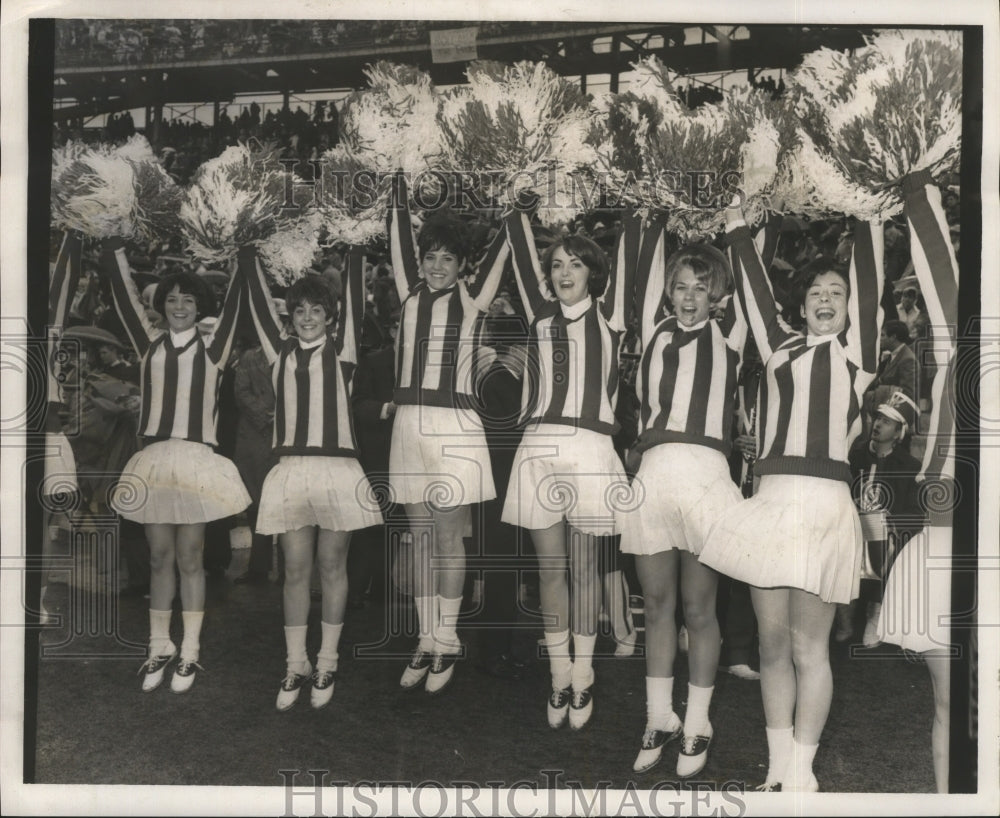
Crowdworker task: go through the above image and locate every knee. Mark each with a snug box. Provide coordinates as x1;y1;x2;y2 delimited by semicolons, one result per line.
790;635;829;671
175;551;202;576
758;627;791;664
681;596;717;633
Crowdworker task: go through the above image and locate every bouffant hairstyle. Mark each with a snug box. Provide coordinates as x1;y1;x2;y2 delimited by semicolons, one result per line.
541;234;610;298
664;243;732;304
417;216;472;271
285;274;338;324
153;272;216;320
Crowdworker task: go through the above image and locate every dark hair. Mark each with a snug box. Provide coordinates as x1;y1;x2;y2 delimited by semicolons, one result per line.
882;320;910;344
793;256;850;310
153;272;216;319
285;274;338;323
417;216;471;269
664;243;731;303
541;234;610;298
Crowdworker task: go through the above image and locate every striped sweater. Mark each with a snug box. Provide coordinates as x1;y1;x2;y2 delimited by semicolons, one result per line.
504;210;627;436
726;216;884;483
629;212;750;456
240;245;364;458
901;171;957;485
104;238;243;447
387;173;509;410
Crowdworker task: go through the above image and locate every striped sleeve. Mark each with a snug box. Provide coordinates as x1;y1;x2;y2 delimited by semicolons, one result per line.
205;265;244;366
47;231;83;399
239;245;284;365
902;170;958;482
633;213;667;346
725;212;794;363
335;246;366;368
103;237;155;357
843;219;885;373
600;211;637;332
467;226;511;312
504;210;550;323
387;171;421;303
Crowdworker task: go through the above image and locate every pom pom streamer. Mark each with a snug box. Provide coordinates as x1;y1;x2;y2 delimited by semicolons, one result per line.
314;145;388;246
179;142;294;266
437;60;597;225
255;209;324;286
339;61;444;178
786;29;962;217
50;141;139;240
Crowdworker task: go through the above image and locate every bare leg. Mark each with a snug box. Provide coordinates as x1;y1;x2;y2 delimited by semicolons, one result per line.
568;527;600;637
431;504;469;601
281;527;317;627
925;649;951;793
751;586;795;730
145;523;178;611
788;588;837;745
636;550;680;678
680;551;720;688
175;523;206;612
531;522;569;633
316;530;351;626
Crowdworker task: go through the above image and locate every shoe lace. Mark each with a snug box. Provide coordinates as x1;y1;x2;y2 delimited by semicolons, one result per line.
176;660;204;675
281;668;306;688
571;688;590;708
313;670;334;686
550;687;570;708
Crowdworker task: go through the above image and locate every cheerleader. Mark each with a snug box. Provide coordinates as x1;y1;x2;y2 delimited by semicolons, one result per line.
387;173;510;693
240;246;382;711
103;240;251;693
40;231;85;624
878;171;959;792
617;214;747;775
503;203;628;730
699;204;884;791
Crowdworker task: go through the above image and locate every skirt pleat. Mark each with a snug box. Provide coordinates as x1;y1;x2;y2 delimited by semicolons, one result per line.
111;439;251;525
700;473;862;604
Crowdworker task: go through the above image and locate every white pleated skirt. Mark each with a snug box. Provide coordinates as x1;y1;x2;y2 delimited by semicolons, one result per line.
700;473;862;604
42;431;78;500
111;439;251;525
388;403;495;507
501;424;628;536
879;524;953;653
257;455;384;535
619;443;743;557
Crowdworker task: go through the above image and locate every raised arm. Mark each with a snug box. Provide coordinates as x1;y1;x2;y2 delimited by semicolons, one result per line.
334;246;366;371
901;170;957;482
503;209;551;324
238;245;284;365
725;207;796;363
204;264;244;367
720;217;780;352
600;212;639;333
102;237;156;357
465;226;511;313
387;171;422;302
843;219;885;373
630;212;666;345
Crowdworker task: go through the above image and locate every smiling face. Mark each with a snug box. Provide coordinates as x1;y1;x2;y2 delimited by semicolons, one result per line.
801;271;849;336
670;265;713;327
164;286;199;333
291;300;332;343
548;246;592;307
421;248;462;290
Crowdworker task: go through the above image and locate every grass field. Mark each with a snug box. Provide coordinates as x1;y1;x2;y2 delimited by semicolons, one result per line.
27;548;939;796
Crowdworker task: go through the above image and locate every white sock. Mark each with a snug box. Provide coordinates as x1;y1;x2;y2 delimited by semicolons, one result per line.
645;676;678;731
435;594;462;652
414;595;436;652
180;610;204;662
316;621;342;673
545;629;573;690
765;726;794;784
570;632;597;691
786;739;819;790
683;683;714;736
149;608;173;657
283;624;309;673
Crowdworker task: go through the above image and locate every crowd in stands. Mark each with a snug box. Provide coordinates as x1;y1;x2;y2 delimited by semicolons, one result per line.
54;19;573;68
